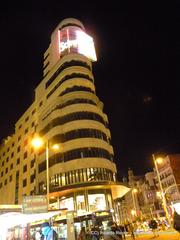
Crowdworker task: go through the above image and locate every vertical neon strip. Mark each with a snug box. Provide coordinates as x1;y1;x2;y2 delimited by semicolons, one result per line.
58;30;61;55
67;28;70;53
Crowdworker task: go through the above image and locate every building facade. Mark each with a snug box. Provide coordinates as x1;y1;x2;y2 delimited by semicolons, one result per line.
0;18;129;222
155;154;180;203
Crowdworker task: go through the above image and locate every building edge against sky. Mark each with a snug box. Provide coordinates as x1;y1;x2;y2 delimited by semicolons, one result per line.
0;18;129;219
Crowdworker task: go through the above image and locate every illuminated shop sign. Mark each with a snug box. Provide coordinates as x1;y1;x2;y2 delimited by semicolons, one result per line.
58;27;97;61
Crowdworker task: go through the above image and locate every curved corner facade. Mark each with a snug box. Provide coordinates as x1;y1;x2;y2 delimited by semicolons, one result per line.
0;19;128;218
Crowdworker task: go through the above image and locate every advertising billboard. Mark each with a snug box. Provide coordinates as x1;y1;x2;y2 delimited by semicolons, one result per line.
58;26;97;61
22;195;48;214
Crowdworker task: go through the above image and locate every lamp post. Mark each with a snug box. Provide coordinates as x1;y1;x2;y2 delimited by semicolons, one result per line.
132;188;138;216
32;137;60;210
152;154;172;227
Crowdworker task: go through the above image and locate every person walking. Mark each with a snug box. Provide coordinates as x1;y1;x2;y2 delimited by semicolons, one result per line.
41;222;58;240
78;226;86;240
128;223;135;240
148;219;159;238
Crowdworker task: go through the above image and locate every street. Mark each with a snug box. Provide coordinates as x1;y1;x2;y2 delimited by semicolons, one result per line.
125;230;180;240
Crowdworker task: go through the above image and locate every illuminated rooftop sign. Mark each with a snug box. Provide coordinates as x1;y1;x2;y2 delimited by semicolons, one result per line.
58;27;97;62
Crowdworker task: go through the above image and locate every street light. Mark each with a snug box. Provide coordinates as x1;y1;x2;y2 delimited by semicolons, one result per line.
131;188;138;216
152;154;172;227
32;137;60;210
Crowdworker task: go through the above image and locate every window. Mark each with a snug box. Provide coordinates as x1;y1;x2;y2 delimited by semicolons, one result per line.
24;151;28;159
25;128;28;134
10;163;13;170
2;161;4;166
7;147;10;152
31;122;35;127
0;182;2;188
18;135;21;141
32;109;36;115
23;179;27;187
6;157;9;162
23;165;27;173
5;168;8;174
9;175;12;182
31;159;35;168
18;124;22;129
17;146;21;153
30;174;35;183
39;101;43;107
16;158;20;165
1;171;3;177
4;179;7;185
12;142;15;147
11;152;14;158
25;116;29;122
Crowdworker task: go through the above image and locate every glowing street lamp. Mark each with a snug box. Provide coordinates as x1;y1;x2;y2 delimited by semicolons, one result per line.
152;154;172;227
32;137;60;209
131;188;138;216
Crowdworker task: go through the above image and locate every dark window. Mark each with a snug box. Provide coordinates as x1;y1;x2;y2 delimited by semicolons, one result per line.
31;159;35;168
30;174;35;183
12;142;15;147
18;135;21;141
31;122;35;127
45;60;91;89
40;112;108;136
1;172;3;177
50;128;109;144
4;179;7;185
9;175;12;182
24;152;27;159
11;152;14;158
38;147;113;173
16;158;20;165
59;85;95;97
5;168;8;173
23;179;27;187
23;165;27;173
0;182;2;188
6;157;9;162
25;116;29;122
18;124;22;129
25;128;28;134
7;147;10;152
10;163;13;170
32;109;36;115
39;101;43;107
2;161;4;166
17;146;21;153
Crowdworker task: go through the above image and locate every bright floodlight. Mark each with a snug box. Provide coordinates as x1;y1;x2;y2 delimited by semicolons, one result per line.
156;158;163;164
52;144;60;150
31;137;44;149
133;188;138;193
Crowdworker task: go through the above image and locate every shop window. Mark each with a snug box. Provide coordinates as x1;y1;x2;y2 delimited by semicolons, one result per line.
59;197;74;211
76;195;86;214
88;194;106;212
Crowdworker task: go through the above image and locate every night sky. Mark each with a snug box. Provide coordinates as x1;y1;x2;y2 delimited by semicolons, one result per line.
0;1;179;180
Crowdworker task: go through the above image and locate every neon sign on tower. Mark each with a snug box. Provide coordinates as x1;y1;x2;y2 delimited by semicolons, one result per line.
58;26;97;61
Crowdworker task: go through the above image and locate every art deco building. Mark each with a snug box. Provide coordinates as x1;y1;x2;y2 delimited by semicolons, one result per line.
0;18;129;220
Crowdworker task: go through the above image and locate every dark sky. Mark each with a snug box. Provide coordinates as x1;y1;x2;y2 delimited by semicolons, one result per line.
0;1;179;180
